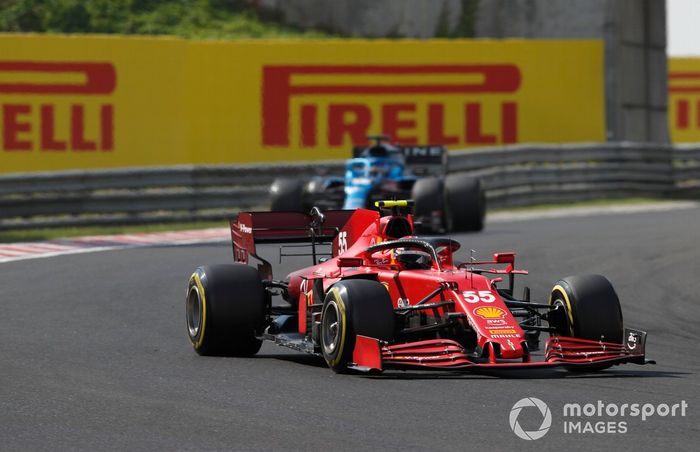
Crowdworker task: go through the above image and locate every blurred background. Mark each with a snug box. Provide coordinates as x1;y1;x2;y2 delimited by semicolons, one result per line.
0;0;698;232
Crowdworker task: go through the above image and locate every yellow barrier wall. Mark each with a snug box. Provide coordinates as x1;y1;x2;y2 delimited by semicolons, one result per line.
0;35;605;173
669;58;700;143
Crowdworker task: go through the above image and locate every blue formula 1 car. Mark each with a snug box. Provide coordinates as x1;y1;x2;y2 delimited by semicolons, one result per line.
270;136;485;232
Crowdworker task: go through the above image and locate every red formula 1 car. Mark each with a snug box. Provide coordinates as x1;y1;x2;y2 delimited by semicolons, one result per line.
186;201;652;373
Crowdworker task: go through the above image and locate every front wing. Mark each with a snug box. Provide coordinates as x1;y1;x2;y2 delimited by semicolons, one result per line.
350;328;653;372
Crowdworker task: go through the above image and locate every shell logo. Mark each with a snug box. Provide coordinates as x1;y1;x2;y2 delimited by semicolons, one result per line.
474;306;507;319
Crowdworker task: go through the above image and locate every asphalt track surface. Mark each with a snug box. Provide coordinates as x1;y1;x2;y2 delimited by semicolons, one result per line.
1;206;699;451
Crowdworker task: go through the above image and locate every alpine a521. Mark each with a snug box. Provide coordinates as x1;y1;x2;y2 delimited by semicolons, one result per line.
269;136;485;233
186;201;651;374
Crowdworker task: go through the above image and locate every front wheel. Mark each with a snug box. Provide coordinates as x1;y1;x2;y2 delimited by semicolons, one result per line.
321;280;395;373
549;274;623;344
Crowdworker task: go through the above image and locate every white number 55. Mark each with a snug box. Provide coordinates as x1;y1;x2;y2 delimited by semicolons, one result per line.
338;231;348;253
462;290;496;303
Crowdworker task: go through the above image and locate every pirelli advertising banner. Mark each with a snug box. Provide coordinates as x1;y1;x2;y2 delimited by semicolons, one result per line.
669;58;700;143
0;35;605;174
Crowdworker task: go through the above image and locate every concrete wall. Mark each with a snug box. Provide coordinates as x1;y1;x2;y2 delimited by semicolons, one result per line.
474;0;668;143
256;0;464;38
254;0;668;143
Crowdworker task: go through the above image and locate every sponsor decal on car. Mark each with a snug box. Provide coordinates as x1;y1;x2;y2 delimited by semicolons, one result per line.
473;306;506;319
488;328;518;335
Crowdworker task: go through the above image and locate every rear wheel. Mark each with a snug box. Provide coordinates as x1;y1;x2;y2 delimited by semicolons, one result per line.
549;274;623;344
411;177;444;233
270;178;304;211
186;264;266;356
320;280;395;373
443;174;486;232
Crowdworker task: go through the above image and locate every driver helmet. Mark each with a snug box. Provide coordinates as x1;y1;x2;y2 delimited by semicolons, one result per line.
395;248;432;270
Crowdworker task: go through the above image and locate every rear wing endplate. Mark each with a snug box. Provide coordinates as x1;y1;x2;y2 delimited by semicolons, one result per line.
231;210;354;278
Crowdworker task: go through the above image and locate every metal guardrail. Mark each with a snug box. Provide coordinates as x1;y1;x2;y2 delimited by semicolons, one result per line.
0;142;698;230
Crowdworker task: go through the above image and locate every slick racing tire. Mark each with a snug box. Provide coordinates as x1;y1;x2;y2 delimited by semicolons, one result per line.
443;174;486;232
270;178;304;211
549;274;624;344
320;279;395;373
411;177;444;233
186;264;266;356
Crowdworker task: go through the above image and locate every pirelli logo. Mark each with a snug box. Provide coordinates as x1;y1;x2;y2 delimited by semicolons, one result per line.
669;71;700;131
0;61;116;152
262;64;521;147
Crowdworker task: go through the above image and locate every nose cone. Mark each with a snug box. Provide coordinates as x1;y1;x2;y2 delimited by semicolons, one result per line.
489;336;525;359
470;305;526;359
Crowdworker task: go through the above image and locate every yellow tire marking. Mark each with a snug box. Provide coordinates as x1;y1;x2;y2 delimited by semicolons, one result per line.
550;284;575;336
190;272;207;349
326;288;347;367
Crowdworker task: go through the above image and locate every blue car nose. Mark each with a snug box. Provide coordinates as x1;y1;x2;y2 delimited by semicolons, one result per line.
343;183;373;209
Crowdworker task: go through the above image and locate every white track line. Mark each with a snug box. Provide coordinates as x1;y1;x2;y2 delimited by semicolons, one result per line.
1;201;697;264
486;201;699;223
0;228;229;264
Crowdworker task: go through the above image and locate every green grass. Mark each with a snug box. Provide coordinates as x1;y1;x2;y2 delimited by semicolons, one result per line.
0;220;226;243
0;0;335;39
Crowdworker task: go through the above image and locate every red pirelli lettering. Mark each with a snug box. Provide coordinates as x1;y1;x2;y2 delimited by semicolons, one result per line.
676;99;689;129
300;104;317;147
669;72;700;93
0;61;116;95
40;104;67;151
501;102;517;143
328;104;372;146
3;104;32;151
382;104;418;145
465;103;496;144
428;104;459;145
100;104;114;151
262;64;521;146
1;61;117;152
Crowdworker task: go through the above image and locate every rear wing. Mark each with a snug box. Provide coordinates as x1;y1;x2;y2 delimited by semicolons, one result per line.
231;210;354;279
351;144;448;176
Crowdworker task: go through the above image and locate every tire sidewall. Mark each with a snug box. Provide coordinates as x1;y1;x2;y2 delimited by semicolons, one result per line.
187;268;209;349
186;264;266;356
270;177;304;211
320;280;395;372
549;274;623;344
443;174;485;232
321;288;350;370
411;177;444;233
